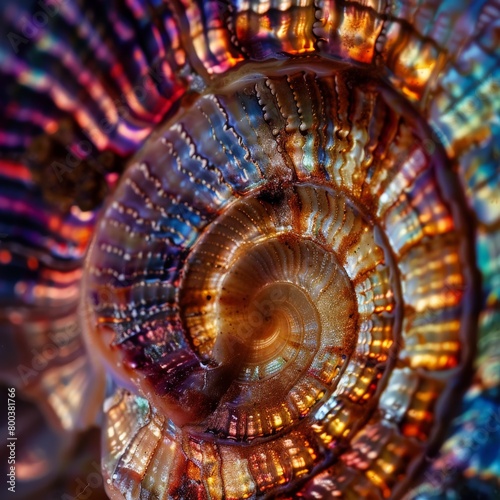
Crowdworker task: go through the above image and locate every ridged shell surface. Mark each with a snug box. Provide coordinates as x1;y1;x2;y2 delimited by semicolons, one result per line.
0;0;498;499
84;66;479;498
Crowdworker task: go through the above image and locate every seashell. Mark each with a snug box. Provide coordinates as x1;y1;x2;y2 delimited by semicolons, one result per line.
82;61;479;498
0;0;499;499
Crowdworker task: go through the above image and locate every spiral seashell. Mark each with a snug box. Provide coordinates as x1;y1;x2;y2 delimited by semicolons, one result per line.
0;0;499;499
81;59;481;498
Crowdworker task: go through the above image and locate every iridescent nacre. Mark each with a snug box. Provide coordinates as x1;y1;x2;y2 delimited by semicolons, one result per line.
0;0;499;499
81;60;478;498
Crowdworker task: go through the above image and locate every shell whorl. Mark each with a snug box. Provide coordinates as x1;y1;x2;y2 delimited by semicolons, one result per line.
83;65;476;498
